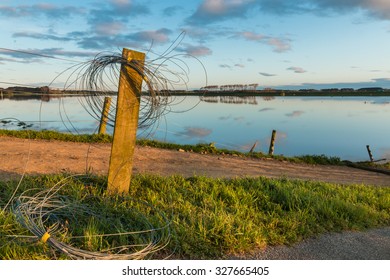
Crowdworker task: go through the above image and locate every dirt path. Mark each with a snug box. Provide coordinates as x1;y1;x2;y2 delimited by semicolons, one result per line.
1;137;389;186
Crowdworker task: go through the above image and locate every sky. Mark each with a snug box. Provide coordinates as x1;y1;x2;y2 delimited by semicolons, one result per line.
1;0;390;90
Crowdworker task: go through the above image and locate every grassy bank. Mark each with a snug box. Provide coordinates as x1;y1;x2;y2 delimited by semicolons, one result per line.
1;174;389;259
0;129;113;143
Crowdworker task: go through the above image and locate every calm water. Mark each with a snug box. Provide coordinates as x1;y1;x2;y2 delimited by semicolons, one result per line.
1;95;389;162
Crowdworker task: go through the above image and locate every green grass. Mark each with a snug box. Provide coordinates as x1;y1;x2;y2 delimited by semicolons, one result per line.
0;129;113;143
1;174;389;259
360;161;390;171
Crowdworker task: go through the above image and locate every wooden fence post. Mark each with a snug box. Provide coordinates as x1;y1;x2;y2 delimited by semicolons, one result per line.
249;141;258;153
107;48;145;195
366;145;374;162
98;96;112;134
268;130;276;155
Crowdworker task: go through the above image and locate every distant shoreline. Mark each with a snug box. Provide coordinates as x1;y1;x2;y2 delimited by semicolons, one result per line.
167;90;390;97
1;87;390;98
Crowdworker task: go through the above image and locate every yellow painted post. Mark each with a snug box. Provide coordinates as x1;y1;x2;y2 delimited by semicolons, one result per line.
98;96;112;134
107;48;145;195
268;130;276;155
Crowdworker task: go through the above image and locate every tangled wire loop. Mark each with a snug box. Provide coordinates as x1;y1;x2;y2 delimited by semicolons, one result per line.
12;176;171;260
68;51;191;137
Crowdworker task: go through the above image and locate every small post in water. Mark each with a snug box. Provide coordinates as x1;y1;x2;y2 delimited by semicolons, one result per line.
268;130;277;156
98;96;112;135
249;141;258;153
366;145;374;162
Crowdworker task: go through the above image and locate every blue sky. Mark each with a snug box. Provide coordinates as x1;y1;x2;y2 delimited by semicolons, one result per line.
1;0;390;90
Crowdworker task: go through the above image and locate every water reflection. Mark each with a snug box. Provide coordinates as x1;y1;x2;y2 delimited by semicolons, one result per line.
200;95;258;105
285;110;305;118
371;100;390;105
258;107;274;112
218;115;232;121
262;96;275;101
178;127;213;138
199;96;218;103
1;93;53;102
379;148;390;161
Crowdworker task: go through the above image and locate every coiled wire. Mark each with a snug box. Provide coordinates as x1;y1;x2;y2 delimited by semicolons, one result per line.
12;175;171;260
56;46;203;137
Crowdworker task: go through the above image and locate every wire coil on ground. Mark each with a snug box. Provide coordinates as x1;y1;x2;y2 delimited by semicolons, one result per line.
12;175;171;260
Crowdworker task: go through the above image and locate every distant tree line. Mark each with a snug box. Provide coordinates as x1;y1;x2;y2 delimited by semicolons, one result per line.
200;83;259;91
199;85;386;93
1;86;51;94
300;87;385;92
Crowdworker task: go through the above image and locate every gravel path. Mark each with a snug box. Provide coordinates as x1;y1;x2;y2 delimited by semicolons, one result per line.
232;227;390;260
